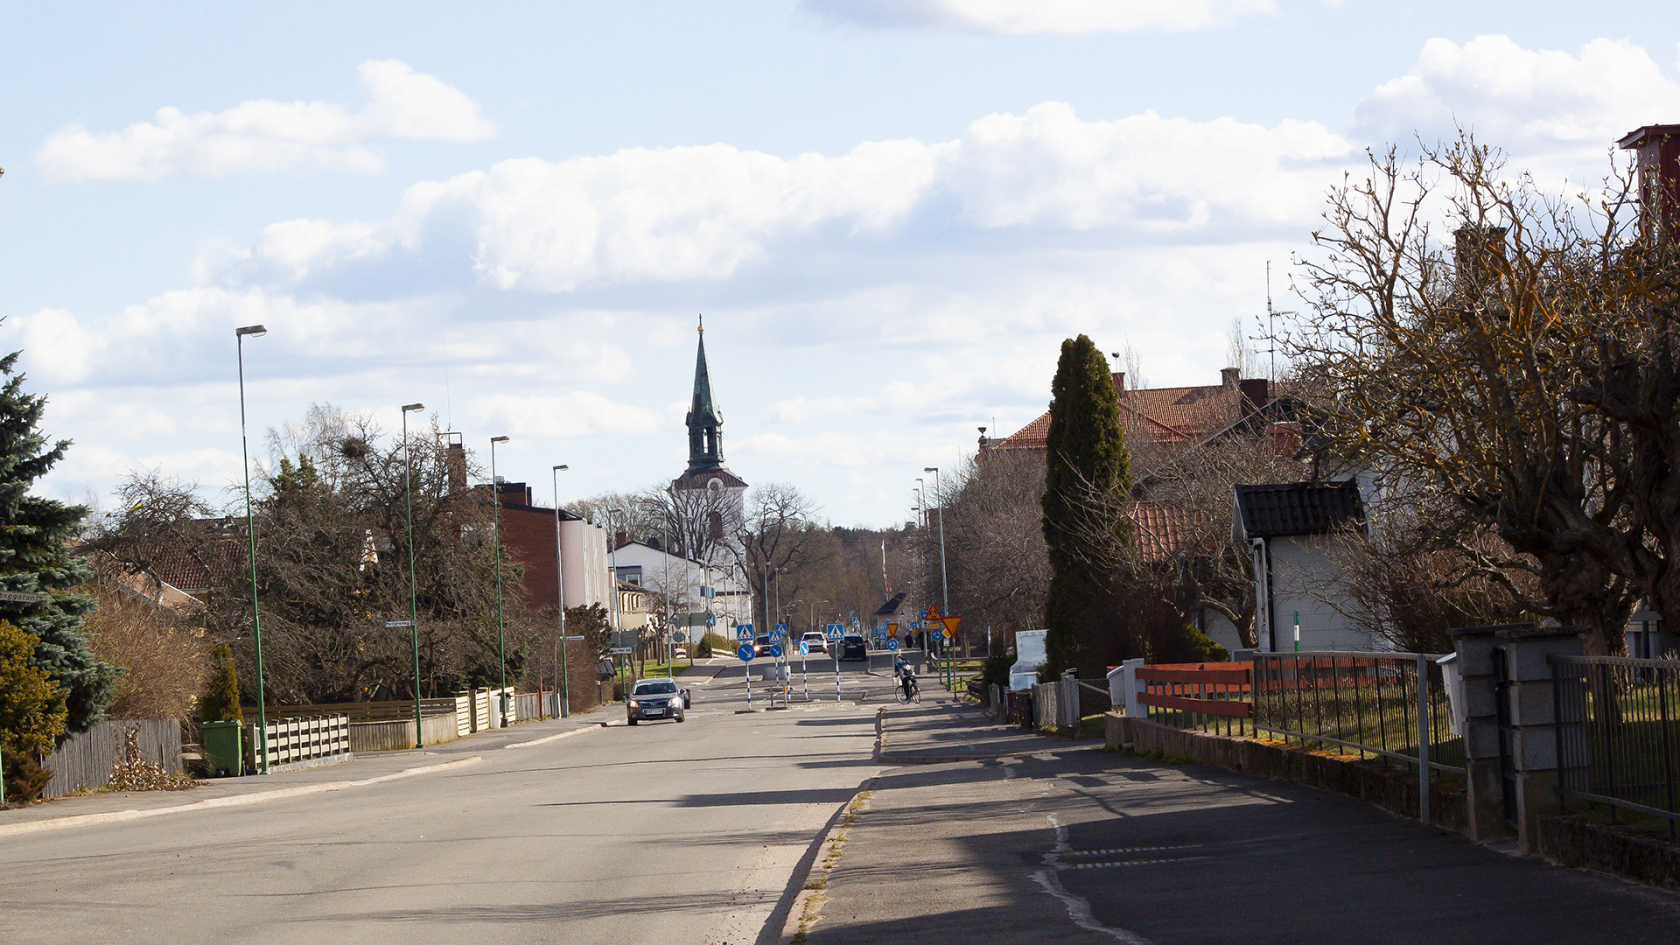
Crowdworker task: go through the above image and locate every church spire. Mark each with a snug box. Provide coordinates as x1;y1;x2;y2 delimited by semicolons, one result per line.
686;315;723;473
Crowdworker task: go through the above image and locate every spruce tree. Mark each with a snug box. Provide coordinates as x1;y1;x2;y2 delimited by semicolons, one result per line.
0;351;115;733
1041;335;1131;676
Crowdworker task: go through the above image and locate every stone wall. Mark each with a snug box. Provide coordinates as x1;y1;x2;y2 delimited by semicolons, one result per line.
1539;815;1680;892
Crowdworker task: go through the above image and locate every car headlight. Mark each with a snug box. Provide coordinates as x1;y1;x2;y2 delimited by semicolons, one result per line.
628;700;640;708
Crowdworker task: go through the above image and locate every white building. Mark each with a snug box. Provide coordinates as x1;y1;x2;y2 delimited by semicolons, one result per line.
1233;480;1378;652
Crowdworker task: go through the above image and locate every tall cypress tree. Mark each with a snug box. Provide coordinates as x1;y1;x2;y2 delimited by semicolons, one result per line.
0;350;115;733
1041;335;1131;676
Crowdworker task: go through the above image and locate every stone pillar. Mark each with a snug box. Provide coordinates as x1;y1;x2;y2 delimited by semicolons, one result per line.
1449;623;1526;841
1112;658;1144;716
1495;625;1585;855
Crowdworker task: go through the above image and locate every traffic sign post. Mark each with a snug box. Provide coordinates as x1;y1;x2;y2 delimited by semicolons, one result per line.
737;641;755;710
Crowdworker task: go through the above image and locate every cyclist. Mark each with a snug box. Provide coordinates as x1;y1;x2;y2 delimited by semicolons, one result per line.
893;656;918;702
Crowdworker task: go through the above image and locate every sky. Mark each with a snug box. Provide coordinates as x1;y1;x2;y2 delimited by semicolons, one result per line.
5;0;1680;528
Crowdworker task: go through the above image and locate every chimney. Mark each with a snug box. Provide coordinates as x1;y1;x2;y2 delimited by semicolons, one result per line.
1111;372;1126;397
1453;225;1508;292
1239;378;1269;414
615;531;628;548
1619;124;1680;243
445;442;467;494
1220;367;1241;390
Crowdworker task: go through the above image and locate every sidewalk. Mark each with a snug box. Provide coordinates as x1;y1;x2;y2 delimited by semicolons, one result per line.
0;702;618;834
800;700;1680;944
876;694;1097;763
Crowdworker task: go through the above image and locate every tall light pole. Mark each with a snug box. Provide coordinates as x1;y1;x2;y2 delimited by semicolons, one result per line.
924;467;949;613
401;402;425;747
235;324;269;773
490;435;510;725
926;465;949;684
552;464;570;717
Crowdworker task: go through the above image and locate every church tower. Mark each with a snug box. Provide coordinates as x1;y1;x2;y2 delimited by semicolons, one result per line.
673;317;747;492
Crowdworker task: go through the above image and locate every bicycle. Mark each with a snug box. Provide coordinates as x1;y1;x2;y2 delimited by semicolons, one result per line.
896;671;920;704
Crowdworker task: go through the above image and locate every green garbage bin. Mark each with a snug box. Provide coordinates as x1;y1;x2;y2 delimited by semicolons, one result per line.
202;720;244;777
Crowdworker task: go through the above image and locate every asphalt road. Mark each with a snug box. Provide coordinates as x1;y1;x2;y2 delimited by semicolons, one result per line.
0;653;910;945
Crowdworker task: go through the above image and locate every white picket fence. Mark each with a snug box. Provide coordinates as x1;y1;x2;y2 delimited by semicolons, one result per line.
256;714;353;772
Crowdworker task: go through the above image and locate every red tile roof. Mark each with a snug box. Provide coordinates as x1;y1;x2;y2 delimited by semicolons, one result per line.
1130;500;1212;564
988;373;1264;454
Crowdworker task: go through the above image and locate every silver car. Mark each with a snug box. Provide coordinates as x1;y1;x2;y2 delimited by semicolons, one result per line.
628;677;688;725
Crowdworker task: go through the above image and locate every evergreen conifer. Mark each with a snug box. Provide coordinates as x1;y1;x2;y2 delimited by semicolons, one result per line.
198;643;241;723
0;351;115;733
1041;335;1132;675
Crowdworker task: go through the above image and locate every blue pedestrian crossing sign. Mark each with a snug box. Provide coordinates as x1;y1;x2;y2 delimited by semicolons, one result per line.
886;638;899;651
736;642;755;662
769;643;784;659
825;623;844;641
736;624;754;642
769;626;785;643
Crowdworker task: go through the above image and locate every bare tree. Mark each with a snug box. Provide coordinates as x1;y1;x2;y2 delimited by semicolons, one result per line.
1287;137;1644;651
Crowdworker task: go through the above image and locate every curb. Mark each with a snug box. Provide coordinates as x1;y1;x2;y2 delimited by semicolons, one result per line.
0;755;483;838
776;778;879;945
502;724;605;750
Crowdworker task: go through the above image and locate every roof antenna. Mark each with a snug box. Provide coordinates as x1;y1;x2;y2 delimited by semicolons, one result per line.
1266;262;1276;384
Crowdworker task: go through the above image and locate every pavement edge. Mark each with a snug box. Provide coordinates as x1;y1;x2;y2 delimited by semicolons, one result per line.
770;777;880;945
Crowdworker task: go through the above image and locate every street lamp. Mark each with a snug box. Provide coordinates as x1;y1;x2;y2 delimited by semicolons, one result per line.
490;435;511;726
924;467;949;613
552;464;570;717
236;324;269;773
401;402;425;747
926;465;950;686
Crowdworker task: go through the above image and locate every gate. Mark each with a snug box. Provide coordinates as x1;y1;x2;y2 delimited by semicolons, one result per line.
1492;645;1517;826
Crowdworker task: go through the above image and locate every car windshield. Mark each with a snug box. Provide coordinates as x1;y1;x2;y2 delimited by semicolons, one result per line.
634;681;678;695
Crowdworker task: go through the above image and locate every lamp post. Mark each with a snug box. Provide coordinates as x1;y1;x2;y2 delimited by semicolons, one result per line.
552;464;570;717
490;435;511;725
236;324;269;773
926;465;950;688
401;402;425;747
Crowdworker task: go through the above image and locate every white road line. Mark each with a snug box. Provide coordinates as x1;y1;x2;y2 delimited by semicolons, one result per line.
1030;811;1156;945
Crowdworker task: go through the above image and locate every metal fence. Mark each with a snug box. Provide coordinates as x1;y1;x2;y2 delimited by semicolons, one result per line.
1552;654;1680;832
1252;652;1464;775
40;719;183;799
1137;663;1253;736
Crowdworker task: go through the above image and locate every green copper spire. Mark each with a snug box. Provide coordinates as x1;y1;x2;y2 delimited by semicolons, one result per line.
686;316;723;473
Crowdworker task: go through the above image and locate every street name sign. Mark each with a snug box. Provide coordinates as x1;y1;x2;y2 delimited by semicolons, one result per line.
385;620;414;628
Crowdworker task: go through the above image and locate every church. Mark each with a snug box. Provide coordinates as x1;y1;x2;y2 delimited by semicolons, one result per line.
608;318;754;639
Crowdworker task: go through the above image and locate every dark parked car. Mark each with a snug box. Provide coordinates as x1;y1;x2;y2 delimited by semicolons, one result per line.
839;634;868;661
754;633;776;657
628;678;688;725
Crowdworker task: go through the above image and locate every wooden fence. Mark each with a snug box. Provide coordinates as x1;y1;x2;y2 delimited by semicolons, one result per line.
254;715;352;771
349;712;460;752
1137;662;1253;735
243;698;456;724
39;719;183;799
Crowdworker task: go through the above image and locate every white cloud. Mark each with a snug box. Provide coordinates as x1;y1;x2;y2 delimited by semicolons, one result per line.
1355;36;1680;157
37;59;496;182
199;103;1348;294
470;392;663;438
806;0;1274;34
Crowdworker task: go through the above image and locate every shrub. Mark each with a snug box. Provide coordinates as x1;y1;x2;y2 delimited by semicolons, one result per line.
198;644;241;723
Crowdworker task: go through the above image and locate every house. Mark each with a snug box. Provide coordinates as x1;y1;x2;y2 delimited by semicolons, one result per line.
486;480;612;613
1232;480;1374;652
982;367;1269;459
